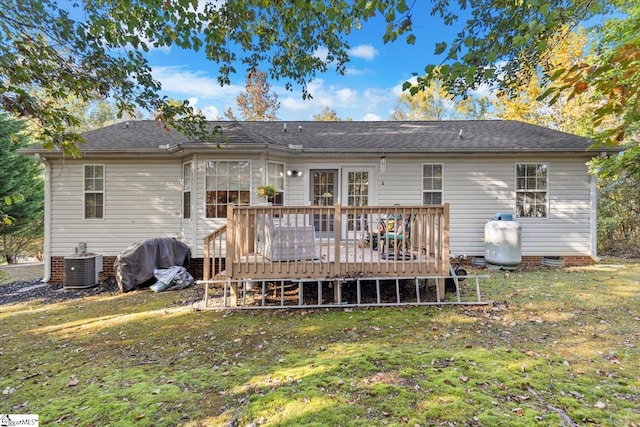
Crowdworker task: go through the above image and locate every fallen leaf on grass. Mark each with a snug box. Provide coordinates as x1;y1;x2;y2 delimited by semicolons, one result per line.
594;401;606;409
66;375;79;387
513;407;524;416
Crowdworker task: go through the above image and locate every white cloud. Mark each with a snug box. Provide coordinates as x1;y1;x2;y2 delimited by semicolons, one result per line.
152;66;241;99
200;105;221;119
335;88;357;105
280;96;314;113
392;76;417;97
344;67;365;76
363;88;391;105
349;44;378;61
469;83;497;99
361;113;381;121
313;46;330;61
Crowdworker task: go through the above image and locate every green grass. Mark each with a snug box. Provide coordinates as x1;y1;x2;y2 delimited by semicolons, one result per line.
1;260;639;426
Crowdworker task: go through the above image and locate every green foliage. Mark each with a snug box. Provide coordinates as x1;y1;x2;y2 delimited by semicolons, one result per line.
0;114;44;263
416;0;638;153
589;147;640;257
0;0;415;151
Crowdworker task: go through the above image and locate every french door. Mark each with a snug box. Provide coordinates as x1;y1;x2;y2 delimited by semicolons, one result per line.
309;167;375;239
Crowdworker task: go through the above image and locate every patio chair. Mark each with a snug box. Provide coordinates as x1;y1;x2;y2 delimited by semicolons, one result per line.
378;214;415;260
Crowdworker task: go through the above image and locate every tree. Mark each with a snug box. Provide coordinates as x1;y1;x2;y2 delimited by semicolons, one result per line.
590;148;640;256
2;1;637;157
494;29;602;136
0;114;44;263
457;95;494;120
390;81;456;120
0;0;416;153
390;79;490;120
411;0;637;150
225;70;280;121
313;107;342;121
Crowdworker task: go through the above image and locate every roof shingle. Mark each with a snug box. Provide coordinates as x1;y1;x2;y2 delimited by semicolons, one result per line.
28;120;603;154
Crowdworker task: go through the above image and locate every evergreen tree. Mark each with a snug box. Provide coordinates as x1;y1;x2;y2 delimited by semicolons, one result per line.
0;114;44;263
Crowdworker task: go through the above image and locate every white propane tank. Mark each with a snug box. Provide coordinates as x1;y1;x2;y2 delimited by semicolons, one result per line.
485;213;522;269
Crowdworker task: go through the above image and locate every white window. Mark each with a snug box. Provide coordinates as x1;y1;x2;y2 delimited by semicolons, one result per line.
183;161;192;219
422;164;443;205
347;171;369;207
516;163;548;218
205;160;251;218
267;161;285;206
84;164;104;219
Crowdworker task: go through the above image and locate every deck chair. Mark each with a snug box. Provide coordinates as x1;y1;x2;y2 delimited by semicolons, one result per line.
379;214;414;260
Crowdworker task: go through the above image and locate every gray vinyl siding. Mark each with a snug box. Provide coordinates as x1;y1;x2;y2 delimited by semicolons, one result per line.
50;160;182;256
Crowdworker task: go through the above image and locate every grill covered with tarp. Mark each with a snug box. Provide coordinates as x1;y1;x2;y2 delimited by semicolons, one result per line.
114;238;191;292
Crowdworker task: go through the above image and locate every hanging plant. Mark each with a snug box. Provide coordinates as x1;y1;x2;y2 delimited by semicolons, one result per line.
256;184;278;198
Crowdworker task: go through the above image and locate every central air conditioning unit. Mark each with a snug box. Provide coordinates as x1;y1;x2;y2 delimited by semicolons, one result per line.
63;254;103;289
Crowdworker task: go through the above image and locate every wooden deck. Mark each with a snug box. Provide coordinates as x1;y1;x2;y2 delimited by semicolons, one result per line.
201;204;463;307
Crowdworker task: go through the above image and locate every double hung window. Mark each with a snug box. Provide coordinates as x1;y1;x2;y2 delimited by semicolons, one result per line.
516;163;548;218
422;164;443;205
84;165;104;219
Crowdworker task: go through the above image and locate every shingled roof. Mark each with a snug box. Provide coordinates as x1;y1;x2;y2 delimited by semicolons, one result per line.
24;120;603;155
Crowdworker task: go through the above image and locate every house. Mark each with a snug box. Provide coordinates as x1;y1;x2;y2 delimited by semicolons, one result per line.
20;120;612;286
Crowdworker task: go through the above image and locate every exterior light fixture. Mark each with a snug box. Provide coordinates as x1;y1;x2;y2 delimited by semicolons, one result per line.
287;169;302;177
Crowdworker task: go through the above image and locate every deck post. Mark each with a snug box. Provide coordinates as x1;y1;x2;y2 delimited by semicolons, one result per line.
203;235;211;281
437;203;451;298
227;205;237;306
333;204;342;276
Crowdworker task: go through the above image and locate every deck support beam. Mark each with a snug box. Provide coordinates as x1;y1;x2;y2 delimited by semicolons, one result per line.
196;275;488;310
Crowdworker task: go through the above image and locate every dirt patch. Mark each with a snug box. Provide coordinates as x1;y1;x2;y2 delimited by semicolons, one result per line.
0;262;44;285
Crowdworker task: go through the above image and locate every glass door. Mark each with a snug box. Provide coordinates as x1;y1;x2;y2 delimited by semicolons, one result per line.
310;169;338;237
341;168;374;240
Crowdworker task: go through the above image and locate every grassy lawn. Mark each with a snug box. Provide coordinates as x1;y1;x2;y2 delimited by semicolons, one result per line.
1;260;639;426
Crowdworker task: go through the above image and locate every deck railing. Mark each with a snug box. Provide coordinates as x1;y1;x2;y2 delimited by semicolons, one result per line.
202;224;227;281
203;204;450;282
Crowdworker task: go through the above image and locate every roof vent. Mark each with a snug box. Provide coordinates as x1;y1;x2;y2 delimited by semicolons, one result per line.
298;125;302;132
459;129;463;139
283;123;287;133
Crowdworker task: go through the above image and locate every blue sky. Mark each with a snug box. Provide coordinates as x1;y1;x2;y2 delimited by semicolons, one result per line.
145;7;462;121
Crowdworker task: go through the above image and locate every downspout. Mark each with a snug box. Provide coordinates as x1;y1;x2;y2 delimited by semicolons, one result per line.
191;154;198;258
590;172;599;262
35;154;52;282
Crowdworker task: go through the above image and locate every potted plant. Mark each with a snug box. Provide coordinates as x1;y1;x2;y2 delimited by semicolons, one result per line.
256;184;278;198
